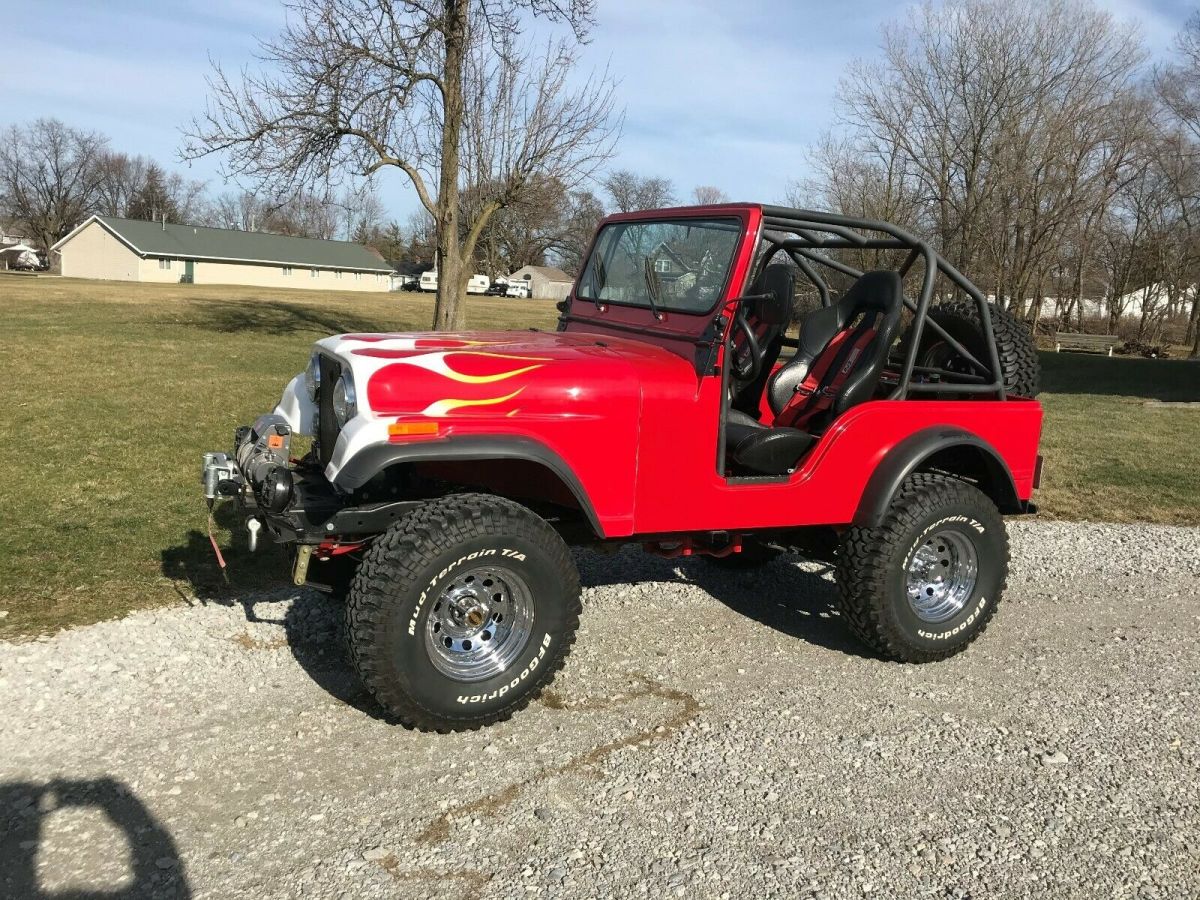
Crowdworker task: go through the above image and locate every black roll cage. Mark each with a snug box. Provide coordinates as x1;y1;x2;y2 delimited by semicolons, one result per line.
753;206;1006;401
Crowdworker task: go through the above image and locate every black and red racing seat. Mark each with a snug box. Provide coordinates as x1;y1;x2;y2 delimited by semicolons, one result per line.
726;270;904;475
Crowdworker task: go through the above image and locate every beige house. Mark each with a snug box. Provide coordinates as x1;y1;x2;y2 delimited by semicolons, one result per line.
508;265;575;301
52;215;392;291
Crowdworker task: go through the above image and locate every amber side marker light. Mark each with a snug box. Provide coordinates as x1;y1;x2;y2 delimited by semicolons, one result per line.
388;421;441;437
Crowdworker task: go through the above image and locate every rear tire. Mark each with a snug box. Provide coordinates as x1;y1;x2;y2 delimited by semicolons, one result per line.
346;494;581;731
836;473;1007;662
905;300;1040;398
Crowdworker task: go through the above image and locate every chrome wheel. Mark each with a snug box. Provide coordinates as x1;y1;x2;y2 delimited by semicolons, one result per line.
424;565;534;682
905;530;979;624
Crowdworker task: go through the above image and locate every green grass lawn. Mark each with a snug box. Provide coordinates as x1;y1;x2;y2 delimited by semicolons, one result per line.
0;276;1197;639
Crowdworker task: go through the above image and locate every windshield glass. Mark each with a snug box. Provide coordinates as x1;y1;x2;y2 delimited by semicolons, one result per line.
577;217;741;313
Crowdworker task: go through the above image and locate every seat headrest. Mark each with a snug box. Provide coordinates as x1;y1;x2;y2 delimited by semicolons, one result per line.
840;270;903;315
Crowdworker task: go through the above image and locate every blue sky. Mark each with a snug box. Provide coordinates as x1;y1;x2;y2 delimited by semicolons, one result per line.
2;0;1195;221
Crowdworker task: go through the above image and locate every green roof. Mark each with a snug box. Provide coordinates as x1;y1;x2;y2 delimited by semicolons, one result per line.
62;215;392;273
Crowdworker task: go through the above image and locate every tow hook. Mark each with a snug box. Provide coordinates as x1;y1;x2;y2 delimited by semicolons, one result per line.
246;517;262;553
292;545;313;586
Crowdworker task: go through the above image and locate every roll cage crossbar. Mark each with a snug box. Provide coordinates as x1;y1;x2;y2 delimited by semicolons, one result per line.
755;206;1006;401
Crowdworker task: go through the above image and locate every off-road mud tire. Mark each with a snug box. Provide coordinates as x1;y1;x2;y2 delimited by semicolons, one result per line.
836;473;1008;662
904;299;1040;398
346;493;581;732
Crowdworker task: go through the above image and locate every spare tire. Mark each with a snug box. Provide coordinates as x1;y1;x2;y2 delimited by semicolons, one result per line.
903;300;1040;398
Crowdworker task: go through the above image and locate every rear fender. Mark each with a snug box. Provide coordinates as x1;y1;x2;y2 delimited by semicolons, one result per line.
331;436;604;538
854;428;1021;526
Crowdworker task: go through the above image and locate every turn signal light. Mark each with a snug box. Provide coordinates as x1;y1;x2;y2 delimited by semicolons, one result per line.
388;421;441;437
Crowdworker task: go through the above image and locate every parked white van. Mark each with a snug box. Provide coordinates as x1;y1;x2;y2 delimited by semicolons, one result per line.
506;282;530;298
418;270;438;292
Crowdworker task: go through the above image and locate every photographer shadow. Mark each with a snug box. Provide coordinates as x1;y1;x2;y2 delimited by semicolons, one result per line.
0;778;189;899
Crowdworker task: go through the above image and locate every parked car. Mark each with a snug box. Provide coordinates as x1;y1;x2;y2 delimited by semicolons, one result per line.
505;281;530;298
202;202;1043;732
485;279;510;296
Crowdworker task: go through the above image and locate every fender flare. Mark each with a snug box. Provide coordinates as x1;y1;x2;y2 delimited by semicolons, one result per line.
332;435;605;537
853;427;1020;527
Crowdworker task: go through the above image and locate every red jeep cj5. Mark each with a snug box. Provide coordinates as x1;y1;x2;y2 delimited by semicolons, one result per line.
202;204;1044;731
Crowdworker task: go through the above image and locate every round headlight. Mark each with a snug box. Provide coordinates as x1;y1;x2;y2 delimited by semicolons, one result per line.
332;372;357;426
304;354;321;400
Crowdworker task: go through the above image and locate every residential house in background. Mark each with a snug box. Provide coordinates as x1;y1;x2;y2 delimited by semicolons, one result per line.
507;264;574;301
51;216;392;291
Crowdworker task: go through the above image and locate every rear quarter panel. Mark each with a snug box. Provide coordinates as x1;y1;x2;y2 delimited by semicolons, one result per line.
628;397;1043;535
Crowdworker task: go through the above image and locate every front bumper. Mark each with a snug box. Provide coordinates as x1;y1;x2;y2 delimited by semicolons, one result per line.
201;414;421;549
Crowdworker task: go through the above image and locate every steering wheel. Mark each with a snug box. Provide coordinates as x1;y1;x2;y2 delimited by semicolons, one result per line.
731;309;764;383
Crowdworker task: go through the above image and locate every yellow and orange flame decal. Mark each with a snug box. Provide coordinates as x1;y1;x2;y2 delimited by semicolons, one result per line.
421;388;524;417
367;349;550;418
432;352;548;385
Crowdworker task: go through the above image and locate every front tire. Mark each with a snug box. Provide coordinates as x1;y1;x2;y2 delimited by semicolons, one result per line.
346;494;581;731
836;473;1007;662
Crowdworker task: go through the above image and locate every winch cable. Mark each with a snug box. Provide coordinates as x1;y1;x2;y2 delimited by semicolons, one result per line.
205;500;230;582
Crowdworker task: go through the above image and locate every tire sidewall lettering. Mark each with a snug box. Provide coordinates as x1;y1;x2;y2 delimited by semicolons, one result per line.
456;634;552;705
892;510;1002;648
381;533;569;716
407;547;527;637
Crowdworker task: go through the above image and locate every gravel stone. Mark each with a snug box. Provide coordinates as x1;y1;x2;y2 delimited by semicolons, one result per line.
0;520;1197;898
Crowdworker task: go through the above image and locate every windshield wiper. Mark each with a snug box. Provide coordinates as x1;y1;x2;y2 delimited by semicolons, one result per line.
642;257;665;321
588;255;608;310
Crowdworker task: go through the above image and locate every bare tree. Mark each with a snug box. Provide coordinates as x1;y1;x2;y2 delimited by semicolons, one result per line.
126;162;208;224
830;0;1145;316
692;185;729;205
208;188;342;238
1155;11;1200;357
549;188;603;274
601;170;675;213
340;183;386;242
0;118;107;253
95;152;151;218
184;0;618;329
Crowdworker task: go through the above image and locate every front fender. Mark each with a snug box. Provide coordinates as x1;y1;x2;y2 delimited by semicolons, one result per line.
330;435;604;538
853;427;1021;527
273;374;316;435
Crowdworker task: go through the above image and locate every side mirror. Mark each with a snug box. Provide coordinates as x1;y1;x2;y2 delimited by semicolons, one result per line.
750;264;795;326
754;291;790;327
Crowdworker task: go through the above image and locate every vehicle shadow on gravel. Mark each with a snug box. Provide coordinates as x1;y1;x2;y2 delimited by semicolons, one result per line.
165;535;872;727
0;778;190;898
575;549;874;660
160;512;390;721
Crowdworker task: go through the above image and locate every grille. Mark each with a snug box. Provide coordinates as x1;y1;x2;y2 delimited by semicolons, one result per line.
317;354;342;467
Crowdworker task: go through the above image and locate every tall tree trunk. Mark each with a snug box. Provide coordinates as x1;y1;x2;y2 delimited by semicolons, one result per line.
1190;293;1200;358
433;0;469;331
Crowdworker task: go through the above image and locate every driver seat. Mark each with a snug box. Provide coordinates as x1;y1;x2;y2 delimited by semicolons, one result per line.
726;270;904;475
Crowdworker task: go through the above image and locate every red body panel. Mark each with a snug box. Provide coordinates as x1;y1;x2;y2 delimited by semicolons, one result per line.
346;204;1044;539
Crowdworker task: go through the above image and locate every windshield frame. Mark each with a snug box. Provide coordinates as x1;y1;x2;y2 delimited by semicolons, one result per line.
575;215;745;317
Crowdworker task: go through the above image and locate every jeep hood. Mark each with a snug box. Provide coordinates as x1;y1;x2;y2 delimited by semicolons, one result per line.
311;329;692;421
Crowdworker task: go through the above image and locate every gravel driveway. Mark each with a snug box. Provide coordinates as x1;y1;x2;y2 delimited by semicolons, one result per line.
2;520;1198;899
